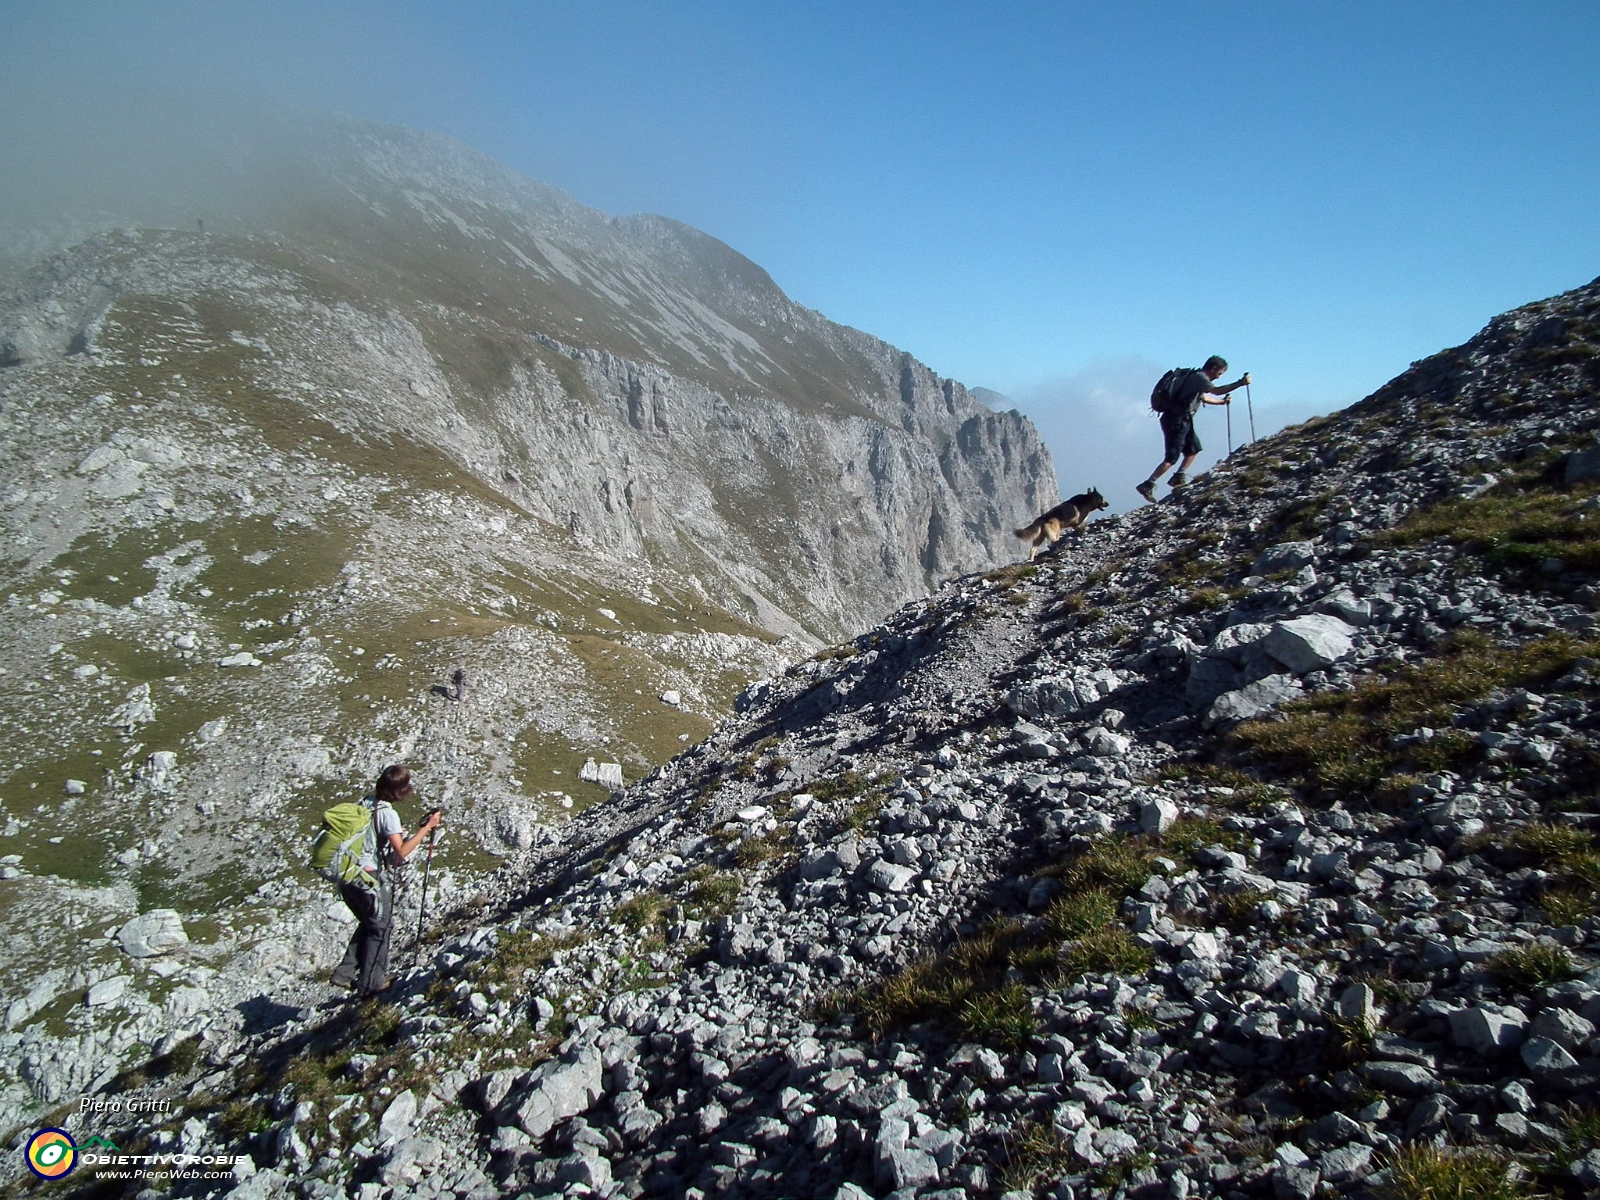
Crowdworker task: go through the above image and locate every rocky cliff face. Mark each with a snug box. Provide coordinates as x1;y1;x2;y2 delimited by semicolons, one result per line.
0;105;1055;1136
12;274;1600;1194
0;110;1056;630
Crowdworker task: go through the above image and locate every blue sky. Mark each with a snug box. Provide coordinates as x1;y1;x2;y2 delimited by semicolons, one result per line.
7;1;1600;506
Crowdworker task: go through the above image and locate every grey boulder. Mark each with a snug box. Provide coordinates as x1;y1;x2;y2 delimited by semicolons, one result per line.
1205;674;1303;728
1448;1006;1528;1055
1521;1035;1580;1078
1566;438;1600;486
117;910;189;958
867;860;918;893
505;1048;603;1138
1254;541;1318;574
1358;1060;1440;1094
1262;615;1356;674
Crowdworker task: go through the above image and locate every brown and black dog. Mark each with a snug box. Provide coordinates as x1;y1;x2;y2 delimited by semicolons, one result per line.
1013;488;1108;561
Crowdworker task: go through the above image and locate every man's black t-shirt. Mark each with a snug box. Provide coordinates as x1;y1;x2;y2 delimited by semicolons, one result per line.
1167;369;1215;420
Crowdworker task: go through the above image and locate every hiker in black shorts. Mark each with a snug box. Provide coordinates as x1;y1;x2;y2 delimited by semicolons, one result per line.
1136;357;1251;501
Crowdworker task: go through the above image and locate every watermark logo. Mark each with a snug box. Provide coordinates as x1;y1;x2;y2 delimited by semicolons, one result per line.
81;1135;123;1152
26;1128;76;1179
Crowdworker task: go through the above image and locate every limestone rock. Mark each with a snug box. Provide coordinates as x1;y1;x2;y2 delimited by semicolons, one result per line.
1262;615;1357;674
1449;1006;1528;1055
866;860;917;892
505;1049;603;1138
1254;541;1317;574
117;910;189;957
1205;674;1303;727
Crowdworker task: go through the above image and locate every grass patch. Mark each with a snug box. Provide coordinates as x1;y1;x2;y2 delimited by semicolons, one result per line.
1161;816;1245;861
984;562;1039;586
812;770;874;802
845;836;1161;1043
1152;762;1255;786
846;919;1038;1040
1379;1144;1543;1200
476;929;591;990
842;793;885;833
1495;824;1600;913
1539;887;1596;926
734;827;792;868
1042;888;1118;940
1381;468;1600;580
1489;941;1579;991
613;891;669;932
282;1045;353;1113
1150;763;1287;813
1182;586;1232;612
1089;1150;1158;1194
1547;1105;1600;1174
1058;927;1154;977
811;769;889;833
1051;836;1159;894
1264;489;1339;543
683;867;743;919
217;1097;274;1140
959;981;1037;1048
812;643;860;664
1508;823;1595;861
999;1119;1076;1193
1231;632;1600;794
1213;888;1274;932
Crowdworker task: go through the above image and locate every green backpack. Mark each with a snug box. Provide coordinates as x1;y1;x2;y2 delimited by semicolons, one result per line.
309;802;376;885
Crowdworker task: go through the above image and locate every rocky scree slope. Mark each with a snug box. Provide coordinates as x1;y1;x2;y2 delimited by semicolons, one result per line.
23;281;1600;1197
20;287;1600;1189
0;105;1052;1130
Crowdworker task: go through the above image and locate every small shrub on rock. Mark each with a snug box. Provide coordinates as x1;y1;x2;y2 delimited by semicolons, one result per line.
1489;941;1579;991
613;891;668;932
1058;927;1154;978
958;981;1036;1048
999;1119;1076;1193
1380;1144;1540;1200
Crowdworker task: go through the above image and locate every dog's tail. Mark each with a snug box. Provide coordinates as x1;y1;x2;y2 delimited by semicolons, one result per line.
1014;521;1041;540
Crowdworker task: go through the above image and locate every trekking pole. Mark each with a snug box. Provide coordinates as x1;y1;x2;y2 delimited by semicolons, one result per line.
1246;382;1256;442
411;827;437;966
1226;397;1233;454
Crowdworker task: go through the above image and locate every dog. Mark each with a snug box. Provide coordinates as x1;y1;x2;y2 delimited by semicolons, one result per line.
1013;488;1108;561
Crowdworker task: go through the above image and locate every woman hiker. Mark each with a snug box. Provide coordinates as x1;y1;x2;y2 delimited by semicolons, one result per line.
330;764;442;995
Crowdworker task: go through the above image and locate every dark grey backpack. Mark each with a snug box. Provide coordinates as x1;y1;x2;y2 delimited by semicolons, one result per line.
1150;367;1192;415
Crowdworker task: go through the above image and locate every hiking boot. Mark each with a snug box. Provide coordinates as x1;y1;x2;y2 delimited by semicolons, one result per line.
330;973;356;991
1135;480;1157;503
1168;472;1189;489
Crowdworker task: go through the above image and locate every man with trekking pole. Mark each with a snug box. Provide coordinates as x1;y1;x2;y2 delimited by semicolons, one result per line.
1137;356;1252;502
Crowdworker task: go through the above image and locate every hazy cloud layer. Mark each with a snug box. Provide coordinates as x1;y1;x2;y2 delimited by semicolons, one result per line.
1002;356;1337;515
